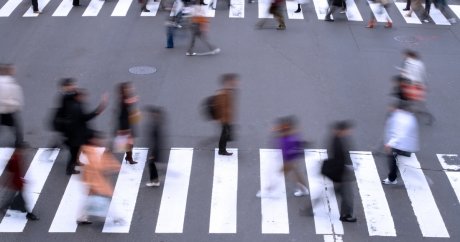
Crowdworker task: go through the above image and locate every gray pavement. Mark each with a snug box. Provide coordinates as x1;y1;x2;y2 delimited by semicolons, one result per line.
1;0;460;241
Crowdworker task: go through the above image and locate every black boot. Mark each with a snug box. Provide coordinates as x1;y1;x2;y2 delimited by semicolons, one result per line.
295;4;301;13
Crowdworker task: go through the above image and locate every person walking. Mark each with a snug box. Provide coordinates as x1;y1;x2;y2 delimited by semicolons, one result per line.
256;0;286;30
31;0;41;13
366;0;392;28
215;73;238;156
186;4;220;56
382;101;419;185
140;0;151;12
66;89;108;175
0;145;39;221
145;106;165;187
325;0;347;22
116;82;140;165
0;64;25;147
323;121;357;222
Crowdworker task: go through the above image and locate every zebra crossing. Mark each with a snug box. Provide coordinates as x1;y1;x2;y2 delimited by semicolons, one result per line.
1;0;460;26
0;147;459;239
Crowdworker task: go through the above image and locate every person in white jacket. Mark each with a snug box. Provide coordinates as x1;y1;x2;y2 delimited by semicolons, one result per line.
382;101;419;185
0;64;24;146
400;49;426;85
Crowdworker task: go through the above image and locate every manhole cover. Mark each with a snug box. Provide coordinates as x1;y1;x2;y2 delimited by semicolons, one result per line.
394;35;418;44
129;66;157;75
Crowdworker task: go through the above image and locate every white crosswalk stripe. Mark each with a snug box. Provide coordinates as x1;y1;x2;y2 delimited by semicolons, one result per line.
53;0;74;17
1;147;460;238
345;0;363;21
112;0;134;16
229;0;244;18
312;0;332;20
368;1;392;23
140;0;162;16
23;0;53;17
394;2;422;24
424;3;451;25
82;0;106;17
0;0;23;17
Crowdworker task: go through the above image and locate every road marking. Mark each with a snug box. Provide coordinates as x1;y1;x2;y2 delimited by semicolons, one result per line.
368;1;391;23
423;4;450;25
52;0;74;17
259;149;289;234
350;151;396;236
209;148;238;233
155;148;193;233
49;148;104;232
229;0;244;18
112;0;134;16
0;0;23;17
312;0;331;20
397;154;449;237
103;148;148;233
394;2;422;24
436;154;460;205
286;1;304;19
323;234;343;242
0;148;59;232
82;0;105;16
0;148;15;176
258;0;273;18
344;0;363;21
202;0;216;17
449;5;460;19
140;0;161;17
304;149;343;235
23;0;52;17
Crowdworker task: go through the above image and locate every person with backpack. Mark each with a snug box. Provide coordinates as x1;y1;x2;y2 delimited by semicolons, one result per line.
215;74;238;156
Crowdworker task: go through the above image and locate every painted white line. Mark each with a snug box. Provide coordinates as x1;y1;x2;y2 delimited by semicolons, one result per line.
304;149;343;235
209;148;238;233
229;0;244;18
350;151;396;236
394;2;422;24
345;0;363;21
0;148;15;176
323;234;343;242
23;0;52;17
436;154;460;206
140;0;161;17
52;0;74;17
312;0;331;20
155;148;193;233
286;1;304;19
0;148;59;232
423;4;450;25
49;148;104;232
368;1;391;23
112;0;134;16
398;154;449;238
0;0;23;17
82;0;105;16
202;0;216;17
103;148;148;233
449;5;460;19
258;0;273;18
259;149;289;234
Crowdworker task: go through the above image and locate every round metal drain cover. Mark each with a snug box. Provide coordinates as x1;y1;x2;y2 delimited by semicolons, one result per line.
393;35;418;44
129;66;157;75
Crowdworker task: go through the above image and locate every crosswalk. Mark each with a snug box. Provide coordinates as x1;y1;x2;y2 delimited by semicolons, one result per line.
0;0;460;26
0;147;460;239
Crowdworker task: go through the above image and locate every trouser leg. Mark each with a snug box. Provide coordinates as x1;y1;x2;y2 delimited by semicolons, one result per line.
387;149;398;181
32;0;39;11
218;124;229;153
336;182;354;216
149;158;159;180
67;145;80;174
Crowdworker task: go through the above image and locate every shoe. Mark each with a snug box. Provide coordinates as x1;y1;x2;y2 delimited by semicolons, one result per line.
402;8;410;11
26;213;39;221
294;189;309;197
146;180;161;187
33;11;42;14
340;215;357;222
339;10;346;14
276;25;286;30
422;19;429;23
75;161;84;166
125;159;138;165
212;48;221;54
66;170;80;175
405;14;411;17
186;52;197;56
325;18;334;22
366;20;375;28
142;8;150;12
384;21;392;28
73;4;80;6
382;178;397;185
77;219;92;225
294;8;301;13
218;151;233;156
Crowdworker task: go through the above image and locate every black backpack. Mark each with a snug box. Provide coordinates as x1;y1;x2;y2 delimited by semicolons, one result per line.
202;95;218;120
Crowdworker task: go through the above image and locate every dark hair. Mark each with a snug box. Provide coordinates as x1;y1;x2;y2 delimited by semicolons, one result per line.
334;120;354;131
118;82;132;99
0;63;14;74
60;78;76;87
404;49;419;59
221;73;239;85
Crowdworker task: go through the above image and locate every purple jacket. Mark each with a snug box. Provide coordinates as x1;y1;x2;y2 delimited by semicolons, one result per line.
278;134;303;162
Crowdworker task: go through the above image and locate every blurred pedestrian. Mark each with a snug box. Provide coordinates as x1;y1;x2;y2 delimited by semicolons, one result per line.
78;133;121;224
32;0;40;13
116;82;140;165
322;121;357;222
186;4;221;56
216;74;238;156
165;17;177;49
66;89;108;175
366;0;392;28
73;0;80;6
403;0;411;10
256;0;286;30
0;145;39;221
275;116;309;196
0;64;25;147
325;0;347;22
382;101;419;185
433;0;456;23
405;0;423;17
145;106;166;187
140;0;151;12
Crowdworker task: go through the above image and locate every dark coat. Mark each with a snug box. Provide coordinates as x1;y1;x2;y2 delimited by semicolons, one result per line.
323;135;355;182
66;99;99;147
